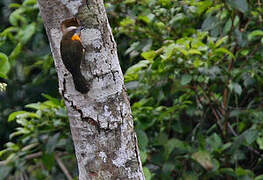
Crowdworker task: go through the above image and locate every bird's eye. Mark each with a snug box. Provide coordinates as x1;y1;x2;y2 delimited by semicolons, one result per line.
72;34;81;41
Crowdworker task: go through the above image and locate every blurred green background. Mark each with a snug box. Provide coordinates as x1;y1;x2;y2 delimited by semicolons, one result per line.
1;0;263;179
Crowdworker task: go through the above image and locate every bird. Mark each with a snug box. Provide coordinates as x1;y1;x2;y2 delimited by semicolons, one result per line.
60;23;89;94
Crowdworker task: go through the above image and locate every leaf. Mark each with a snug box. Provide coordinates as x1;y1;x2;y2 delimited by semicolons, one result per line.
0;149;9;157
143;167;153;180
25;102;46;110
161;44;176;60
235;167;254;177
188;49;202;55
233;15;240;27
256;137;263;150
0;53;10;77
46;133;60;154
140;150;147;164
155;132;168;146
192;41;208;51
177;48;188;56
230;135;244;153
181;74;192;85
8;3;21;8
233;83;242;95
18;23;36;44
124;0;136;4
8;111;40;122
240;49;249;56
136;129;149;150
126;60;151;75
248;30;263;41
206;133;222;151
42;153;55;171
0;72;7;79
219;168;236;177
159;0;171;6
215;48;235;59
9;43;22;62
192;151;213;171
230;129;257;152
195;0;213;15
169;13;186;24
229;82;242;95
164;138;191;159
193;59;204;67
162;162;175;174
120;17;135;27
8;111;28;121
138;14;155;24
141;50;157;61
226;0;249;13
230;110;241;117
234;28;247;47
9;128;30;139
202;15;218;31
125;60;151;82
21;143;39;151
243;129;258;145
9;8;26;26
0;166;12;180
215;36;228;47
182;173;199;180
22;0;37;5
6;142;19;151
255;175;263;180
223;18;232;35
55;108;67;118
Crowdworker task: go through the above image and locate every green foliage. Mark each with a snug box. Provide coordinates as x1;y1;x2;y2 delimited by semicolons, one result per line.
107;0;263;179
0;0;59;150
0;52;10;79
0;0;57;92
0;95;76;180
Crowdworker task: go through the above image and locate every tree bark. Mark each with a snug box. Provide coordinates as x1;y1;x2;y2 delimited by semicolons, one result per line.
37;0;144;179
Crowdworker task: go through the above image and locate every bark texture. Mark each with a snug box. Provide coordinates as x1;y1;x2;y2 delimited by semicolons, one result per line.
37;0;144;179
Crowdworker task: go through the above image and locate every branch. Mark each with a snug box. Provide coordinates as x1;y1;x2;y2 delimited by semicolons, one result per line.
196;85;224;131
25;152;43;160
0;160;8;166
227;123;263;159
55;153;73;180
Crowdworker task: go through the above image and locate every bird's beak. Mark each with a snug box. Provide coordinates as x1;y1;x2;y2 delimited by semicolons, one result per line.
71;26;83;41
75;26;83;35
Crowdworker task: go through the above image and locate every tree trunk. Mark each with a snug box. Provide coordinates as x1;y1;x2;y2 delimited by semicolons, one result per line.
37;0;145;179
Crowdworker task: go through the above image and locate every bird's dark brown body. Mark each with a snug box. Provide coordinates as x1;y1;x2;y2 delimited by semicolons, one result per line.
60;27;88;93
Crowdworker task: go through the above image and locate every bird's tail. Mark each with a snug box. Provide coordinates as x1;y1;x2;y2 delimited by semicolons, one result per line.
72;71;89;94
